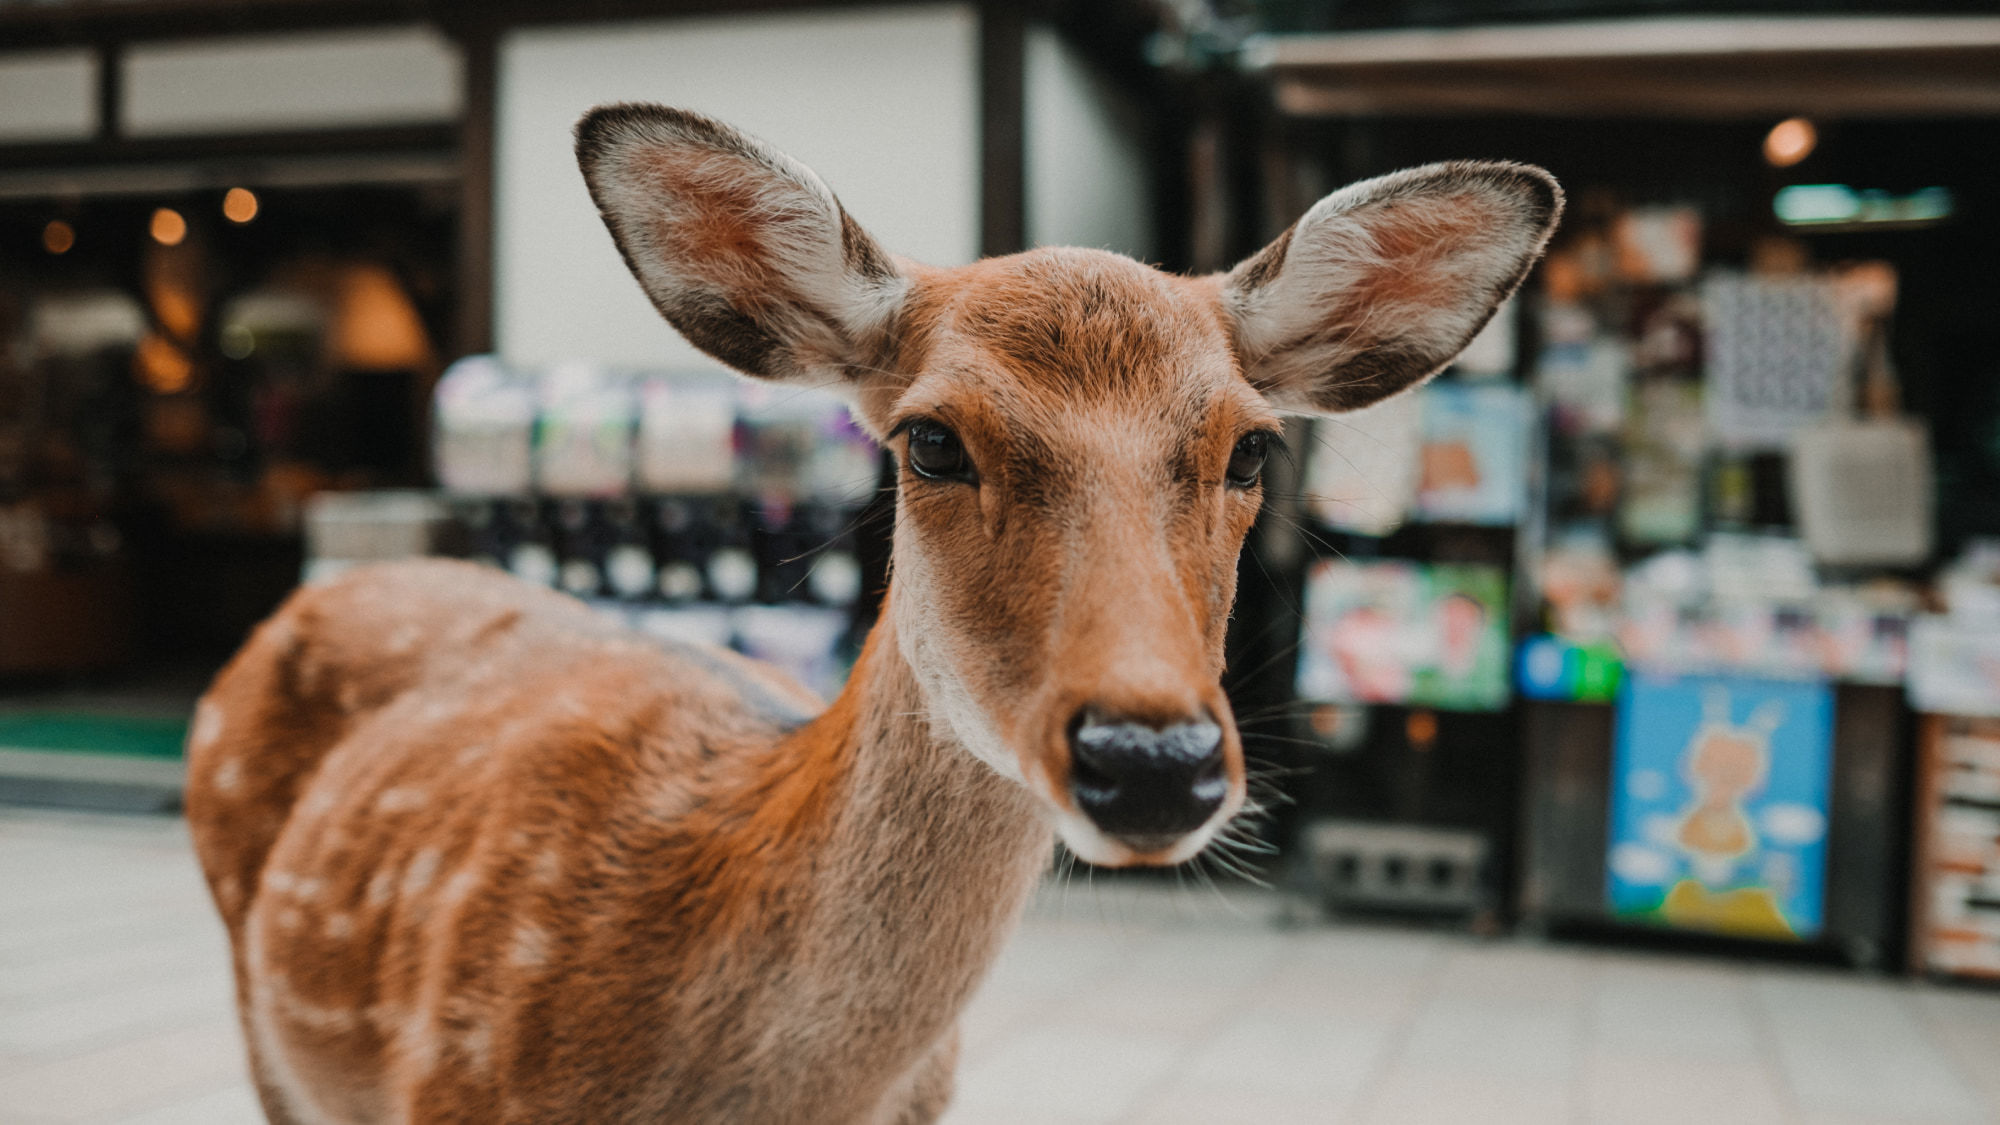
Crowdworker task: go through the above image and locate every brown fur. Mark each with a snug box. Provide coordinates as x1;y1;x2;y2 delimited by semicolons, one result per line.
186;104;1559;1124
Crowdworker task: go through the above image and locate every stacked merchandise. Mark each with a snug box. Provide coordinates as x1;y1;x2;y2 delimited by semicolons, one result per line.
432;357;880;700
1294;312;1530;719
1908;544;2000;979
1285;305;1529;922
1517;203;1930;944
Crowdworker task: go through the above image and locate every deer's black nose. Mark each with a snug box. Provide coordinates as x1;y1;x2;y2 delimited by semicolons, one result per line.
1066;711;1226;848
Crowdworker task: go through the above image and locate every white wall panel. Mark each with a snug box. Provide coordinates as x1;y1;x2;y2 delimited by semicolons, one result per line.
0;51;97;142
123;28;461;135
1024;26;1154;263
494;5;979;370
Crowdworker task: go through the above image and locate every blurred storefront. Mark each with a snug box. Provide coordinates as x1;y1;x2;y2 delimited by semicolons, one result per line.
1227;4;2000;978
7;0;2000;981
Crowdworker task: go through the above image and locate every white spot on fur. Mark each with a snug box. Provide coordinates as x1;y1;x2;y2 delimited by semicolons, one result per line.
453;742;491;768
456;1017;494;1073
396;1007;439;1078
190;699;225;751
366;869;397;908
301;788;337;818
277;907;304;931
402;848;441;897
212;757;242;795
530;849;562;887
217;874;241;911
265;870;298;895
374;787;427;814
244;924;348;1125
440;868;479;908
324;912;354;940
508;922;550;968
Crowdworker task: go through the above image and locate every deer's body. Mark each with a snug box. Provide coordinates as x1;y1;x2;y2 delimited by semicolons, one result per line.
189;104;1558;1123
188;560;1046;1123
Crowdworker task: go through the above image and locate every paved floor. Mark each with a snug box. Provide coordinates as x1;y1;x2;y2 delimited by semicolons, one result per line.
3;808;1998;1124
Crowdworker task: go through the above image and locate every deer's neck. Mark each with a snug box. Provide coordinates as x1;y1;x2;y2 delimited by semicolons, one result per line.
773;613;1051;1069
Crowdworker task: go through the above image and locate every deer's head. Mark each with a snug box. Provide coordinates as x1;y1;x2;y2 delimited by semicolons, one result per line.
577;105;1560;867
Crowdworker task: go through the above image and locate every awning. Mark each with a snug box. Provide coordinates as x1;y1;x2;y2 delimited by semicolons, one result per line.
1241;16;2000;118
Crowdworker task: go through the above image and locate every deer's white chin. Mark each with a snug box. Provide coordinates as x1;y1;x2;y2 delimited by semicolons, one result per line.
1050;807;1231;869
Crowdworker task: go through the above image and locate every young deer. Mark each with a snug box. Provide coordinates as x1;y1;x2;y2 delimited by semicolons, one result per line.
185;105;1559;1124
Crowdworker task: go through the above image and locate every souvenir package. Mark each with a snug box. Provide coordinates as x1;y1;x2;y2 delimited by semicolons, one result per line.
1702;274;1849;449
1618;380;1704;546
1909;619;2000;718
1610;539;1910;685
638;376;739;494
734;385;876;504
1612;206;1702;284
1606;673;1835;941
1414;382;1531;526
1537;529;1621;641
535;362;638;496
1302;391;1423;536
1911;718;2000;980
433;356;536;495
1296;560;1510;711
1296;560;1426;706
1533;303;1626;434
1516;634;1622;703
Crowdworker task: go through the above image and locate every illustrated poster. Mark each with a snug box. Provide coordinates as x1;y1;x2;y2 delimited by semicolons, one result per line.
1295;561;1510;711
1606;673;1835;940
1414;382;1531;526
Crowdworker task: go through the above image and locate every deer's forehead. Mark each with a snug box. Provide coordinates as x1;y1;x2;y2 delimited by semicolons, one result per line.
910;251;1236;388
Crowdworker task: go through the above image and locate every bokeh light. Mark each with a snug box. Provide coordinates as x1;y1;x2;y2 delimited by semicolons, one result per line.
150;208;187;246
223;188;259;224
41;220;75;254
1764;117;1818;167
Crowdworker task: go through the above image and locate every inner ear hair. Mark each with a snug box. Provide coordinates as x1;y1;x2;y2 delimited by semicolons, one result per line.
1223;160;1563;415
574;102;908;386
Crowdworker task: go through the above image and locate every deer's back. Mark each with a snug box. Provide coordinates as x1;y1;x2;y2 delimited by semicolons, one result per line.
183;559;839;1122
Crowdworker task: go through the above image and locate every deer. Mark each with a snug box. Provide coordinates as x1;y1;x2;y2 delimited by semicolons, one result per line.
183;103;1559;1124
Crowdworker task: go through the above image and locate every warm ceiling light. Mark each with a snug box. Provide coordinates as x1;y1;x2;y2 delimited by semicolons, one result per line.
42;220;75;254
150;207;187;246
223;187;259;224
1764;118;1817;168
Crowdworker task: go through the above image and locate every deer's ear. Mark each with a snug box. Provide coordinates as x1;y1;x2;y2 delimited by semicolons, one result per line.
575;103;908;385
1219;162;1561;413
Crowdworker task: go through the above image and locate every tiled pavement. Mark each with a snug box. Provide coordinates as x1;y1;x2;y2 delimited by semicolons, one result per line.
4;808;1998;1124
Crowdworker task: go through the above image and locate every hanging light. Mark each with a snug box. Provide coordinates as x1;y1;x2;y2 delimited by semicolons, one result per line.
150;208;187;246
42;220;75;254
1763;118;1817;168
223;188;259;224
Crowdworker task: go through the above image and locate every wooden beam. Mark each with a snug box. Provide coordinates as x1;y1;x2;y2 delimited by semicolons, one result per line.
1242;16;2000;70
454;24;497;358
1251;17;2000;120
979;1;1027;257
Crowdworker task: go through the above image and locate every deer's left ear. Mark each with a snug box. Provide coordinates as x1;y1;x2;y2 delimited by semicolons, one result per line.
575;103;908;387
1219;161;1562;413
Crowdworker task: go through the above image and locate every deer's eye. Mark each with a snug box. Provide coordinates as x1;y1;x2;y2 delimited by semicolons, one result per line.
906;420;974;483
1226;431;1272;489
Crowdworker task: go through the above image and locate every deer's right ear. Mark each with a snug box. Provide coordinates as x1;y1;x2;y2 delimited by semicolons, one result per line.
575;103;908;387
1219;161;1562;414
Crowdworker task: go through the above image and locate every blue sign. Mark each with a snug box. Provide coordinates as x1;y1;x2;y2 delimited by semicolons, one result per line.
1607;673;1835;940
